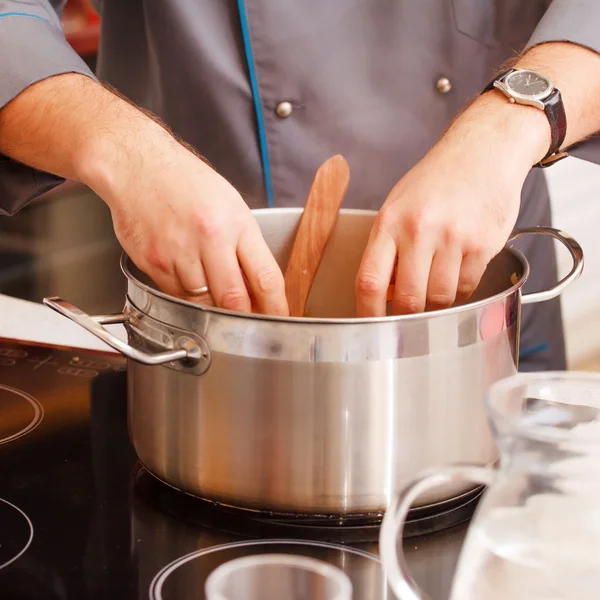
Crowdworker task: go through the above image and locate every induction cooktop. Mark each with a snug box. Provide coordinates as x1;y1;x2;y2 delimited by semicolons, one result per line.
0;336;471;599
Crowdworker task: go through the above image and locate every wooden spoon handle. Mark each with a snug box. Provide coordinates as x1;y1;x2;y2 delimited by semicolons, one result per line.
284;154;350;317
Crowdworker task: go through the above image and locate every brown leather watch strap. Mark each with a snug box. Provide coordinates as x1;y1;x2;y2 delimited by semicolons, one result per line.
537;88;568;168
483;69;514;93
482;69;568;168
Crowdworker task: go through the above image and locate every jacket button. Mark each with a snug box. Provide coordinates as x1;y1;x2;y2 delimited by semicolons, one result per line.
436;77;452;94
275;101;293;118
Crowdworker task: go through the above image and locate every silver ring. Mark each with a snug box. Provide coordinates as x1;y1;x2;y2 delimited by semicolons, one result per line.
183;286;210;297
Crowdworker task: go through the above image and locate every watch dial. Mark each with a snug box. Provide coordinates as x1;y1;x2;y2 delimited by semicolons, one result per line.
507;71;550;96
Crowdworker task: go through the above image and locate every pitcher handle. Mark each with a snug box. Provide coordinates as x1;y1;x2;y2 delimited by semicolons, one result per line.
507;227;583;306
379;464;495;600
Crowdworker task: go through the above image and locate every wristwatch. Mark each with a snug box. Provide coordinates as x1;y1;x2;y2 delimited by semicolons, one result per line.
483;68;568;168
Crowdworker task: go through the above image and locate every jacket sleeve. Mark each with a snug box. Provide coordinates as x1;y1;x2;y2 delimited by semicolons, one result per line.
0;1;96;216
525;0;600;164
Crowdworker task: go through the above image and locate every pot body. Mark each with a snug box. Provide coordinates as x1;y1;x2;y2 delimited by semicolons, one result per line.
124;209;524;515
44;209;583;515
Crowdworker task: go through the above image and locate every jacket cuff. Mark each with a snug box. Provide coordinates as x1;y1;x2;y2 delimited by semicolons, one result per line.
0;13;96;108
0;14;96;215
525;0;600;56
524;0;600;167
0;156;65;217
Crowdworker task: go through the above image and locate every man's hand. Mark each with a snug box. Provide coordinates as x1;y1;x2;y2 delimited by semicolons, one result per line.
0;74;289;316
356;93;546;317
88;128;289;315
356;41;600;318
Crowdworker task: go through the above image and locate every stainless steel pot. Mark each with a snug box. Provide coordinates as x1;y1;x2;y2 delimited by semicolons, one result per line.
43;208;583;516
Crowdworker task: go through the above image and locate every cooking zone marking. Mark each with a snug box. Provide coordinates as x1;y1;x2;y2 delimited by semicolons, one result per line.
23;353;121;376
0;385;44;445
0;349;27;359
0;349;27;368
27;355;58;370
0;498;34;571
58;366;99;378
149;539;380;600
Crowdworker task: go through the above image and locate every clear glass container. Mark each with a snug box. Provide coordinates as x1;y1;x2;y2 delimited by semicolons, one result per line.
380;371;600;600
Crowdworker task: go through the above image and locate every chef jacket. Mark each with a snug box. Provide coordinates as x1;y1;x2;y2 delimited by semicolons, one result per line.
1;0;600;371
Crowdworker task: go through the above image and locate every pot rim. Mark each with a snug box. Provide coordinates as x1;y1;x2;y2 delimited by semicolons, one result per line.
120;207;530;325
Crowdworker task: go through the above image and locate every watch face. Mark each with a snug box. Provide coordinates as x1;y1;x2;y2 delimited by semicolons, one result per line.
505;70;551;98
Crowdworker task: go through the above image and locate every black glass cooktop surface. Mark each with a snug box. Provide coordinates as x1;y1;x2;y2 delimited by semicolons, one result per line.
0;337;469;599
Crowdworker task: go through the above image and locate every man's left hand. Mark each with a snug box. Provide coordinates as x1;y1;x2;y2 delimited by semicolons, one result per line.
355;91;549;317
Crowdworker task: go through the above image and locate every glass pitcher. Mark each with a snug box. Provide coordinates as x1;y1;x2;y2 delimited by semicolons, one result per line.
380;371;600;600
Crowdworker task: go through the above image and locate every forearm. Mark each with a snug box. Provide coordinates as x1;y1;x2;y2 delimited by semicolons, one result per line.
513;41;600;150
0;73;180;206
443;42;600;174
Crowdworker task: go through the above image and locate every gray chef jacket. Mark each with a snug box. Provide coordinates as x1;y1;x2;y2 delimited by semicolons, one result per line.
1;0;600;371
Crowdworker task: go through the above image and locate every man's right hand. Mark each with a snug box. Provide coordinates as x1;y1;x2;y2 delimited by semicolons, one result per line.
88;127;290;316
0;74;289;316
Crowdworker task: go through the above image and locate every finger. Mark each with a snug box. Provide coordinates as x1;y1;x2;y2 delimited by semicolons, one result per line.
425;245;462;311
456;252;489;302
237;225;289;316
144;265;185;298
392;238;435;315
201;245;252;313
174;257;215;306
240;271;258;312
134;252;186;299
356;232;397;317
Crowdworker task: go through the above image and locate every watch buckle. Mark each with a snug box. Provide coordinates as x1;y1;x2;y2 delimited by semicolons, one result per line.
537;151;569;168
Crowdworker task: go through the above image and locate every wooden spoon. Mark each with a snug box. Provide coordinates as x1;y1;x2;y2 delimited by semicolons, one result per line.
284;154;351;317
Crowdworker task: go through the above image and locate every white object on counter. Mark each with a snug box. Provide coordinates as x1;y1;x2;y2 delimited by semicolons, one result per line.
545;157;600;368
0;293;123;353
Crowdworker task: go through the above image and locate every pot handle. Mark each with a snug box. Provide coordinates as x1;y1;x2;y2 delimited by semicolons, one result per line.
43;296;202;366
379;464;494;600
508;227;583;306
